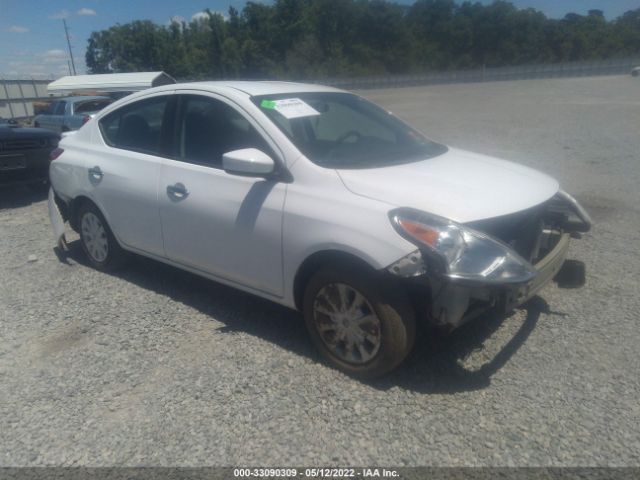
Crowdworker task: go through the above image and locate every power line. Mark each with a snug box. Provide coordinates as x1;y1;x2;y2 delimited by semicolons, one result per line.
62;18;76;75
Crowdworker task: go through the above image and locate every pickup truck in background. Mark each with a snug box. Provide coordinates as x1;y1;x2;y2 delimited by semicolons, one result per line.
34;96;112;133
0;118;59;189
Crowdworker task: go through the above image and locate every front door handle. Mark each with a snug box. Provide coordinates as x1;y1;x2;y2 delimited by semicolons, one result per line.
166;182;189;200
88;166;103;183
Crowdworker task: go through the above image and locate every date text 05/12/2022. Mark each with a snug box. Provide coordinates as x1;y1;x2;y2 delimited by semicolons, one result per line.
233;468;400;478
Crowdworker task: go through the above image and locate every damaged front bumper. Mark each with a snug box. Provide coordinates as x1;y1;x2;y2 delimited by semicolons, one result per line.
387;190;590;331
424;232;573;330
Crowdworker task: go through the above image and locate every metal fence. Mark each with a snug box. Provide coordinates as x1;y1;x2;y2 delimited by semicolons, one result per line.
319;56;640;90
0;77;52;119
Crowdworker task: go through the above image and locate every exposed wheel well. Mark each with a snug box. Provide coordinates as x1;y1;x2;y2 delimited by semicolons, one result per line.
293;250;378;311
68;195;97;232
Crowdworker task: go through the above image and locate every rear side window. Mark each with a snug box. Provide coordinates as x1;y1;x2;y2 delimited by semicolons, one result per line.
99;96;171;156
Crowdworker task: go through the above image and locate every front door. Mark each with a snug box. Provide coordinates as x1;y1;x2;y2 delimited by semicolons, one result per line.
159;93;285;297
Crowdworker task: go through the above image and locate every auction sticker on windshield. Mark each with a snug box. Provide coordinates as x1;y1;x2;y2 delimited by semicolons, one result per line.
260;98;320;119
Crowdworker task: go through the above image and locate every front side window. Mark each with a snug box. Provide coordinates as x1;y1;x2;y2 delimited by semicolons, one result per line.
54;101;66;115
252;92;447;169
99;96;171;156
175;95;272;168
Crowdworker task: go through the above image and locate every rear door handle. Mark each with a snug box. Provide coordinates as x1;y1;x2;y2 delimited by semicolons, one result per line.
166;182;189;200
88;166;103;182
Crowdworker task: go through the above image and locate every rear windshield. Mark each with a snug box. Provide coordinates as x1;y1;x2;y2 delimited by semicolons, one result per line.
251;92;447;169
75;99;112;114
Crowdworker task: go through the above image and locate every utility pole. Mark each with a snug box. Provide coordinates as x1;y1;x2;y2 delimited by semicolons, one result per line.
63;19;76;75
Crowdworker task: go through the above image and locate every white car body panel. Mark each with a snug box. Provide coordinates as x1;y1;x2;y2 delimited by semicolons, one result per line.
88;146;165;256
159;157;286;296
49;80;569;311
280;160;417;307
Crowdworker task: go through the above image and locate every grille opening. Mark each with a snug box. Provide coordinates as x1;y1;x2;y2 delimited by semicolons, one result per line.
466;199;568;263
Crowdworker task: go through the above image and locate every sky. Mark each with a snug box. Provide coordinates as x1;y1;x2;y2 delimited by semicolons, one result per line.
1;0;638;78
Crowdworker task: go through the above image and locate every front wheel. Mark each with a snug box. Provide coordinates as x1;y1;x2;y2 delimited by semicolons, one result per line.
78;202;127;271
303;264;416;378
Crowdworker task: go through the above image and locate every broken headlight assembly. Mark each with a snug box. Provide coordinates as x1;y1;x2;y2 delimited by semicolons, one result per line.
390;208;537;285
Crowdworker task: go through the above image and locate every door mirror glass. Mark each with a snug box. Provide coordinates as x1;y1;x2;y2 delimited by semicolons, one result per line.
223;148;275;177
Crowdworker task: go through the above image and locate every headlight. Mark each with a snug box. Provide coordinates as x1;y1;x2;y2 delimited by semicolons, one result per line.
390;208;537;284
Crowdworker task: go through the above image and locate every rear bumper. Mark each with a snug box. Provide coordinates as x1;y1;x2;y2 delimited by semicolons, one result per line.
48;187;66;246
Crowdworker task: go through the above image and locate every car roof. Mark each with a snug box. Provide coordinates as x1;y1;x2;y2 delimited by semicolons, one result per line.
92;80;348;119
172;80;344;97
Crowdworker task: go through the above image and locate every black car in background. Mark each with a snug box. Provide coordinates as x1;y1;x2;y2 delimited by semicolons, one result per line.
0;118;59;189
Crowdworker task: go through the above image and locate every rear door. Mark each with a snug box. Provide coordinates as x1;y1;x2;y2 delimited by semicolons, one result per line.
158;92;285;296
89;93;176;256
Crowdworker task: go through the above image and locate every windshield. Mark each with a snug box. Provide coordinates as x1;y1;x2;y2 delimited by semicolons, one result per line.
252;92;447;169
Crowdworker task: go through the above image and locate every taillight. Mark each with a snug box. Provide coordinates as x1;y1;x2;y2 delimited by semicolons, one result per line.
82;115;91;125
50;147;64;161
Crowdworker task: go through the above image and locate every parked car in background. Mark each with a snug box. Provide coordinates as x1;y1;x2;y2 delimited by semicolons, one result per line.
34;96;112;133
1;119;59;189
632;66;640;77
48;81;590;377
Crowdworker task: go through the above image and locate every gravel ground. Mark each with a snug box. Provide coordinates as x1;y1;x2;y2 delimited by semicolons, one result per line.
1;75;639;467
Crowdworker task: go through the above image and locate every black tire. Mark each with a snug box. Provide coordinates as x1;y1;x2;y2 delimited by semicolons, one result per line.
303;263;416;378
77;202;127;271
33;121;40;128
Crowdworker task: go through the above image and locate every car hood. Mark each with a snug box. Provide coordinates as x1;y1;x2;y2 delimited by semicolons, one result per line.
336;147;559;223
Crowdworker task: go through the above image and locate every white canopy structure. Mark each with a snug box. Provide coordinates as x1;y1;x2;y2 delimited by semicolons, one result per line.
47;71;176;95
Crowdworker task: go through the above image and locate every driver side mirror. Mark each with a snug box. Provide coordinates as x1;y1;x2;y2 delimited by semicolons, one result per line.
222;148;275;177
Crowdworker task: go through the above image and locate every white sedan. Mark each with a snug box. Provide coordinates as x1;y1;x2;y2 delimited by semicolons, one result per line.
48;81;591;377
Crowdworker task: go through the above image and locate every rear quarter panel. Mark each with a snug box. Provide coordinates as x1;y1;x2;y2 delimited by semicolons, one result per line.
49;128;92;202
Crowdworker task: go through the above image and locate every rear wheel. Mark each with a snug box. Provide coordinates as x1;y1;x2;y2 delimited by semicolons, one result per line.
303;263;416;378
77;202;127;271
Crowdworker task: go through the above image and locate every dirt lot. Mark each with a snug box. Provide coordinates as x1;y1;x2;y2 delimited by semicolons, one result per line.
1;75;639;466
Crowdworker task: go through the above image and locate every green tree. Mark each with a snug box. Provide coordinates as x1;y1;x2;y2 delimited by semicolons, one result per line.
85;1;640;80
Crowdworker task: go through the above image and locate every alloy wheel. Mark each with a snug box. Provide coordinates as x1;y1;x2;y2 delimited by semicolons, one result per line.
312;283;382;365
81;212;109;263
